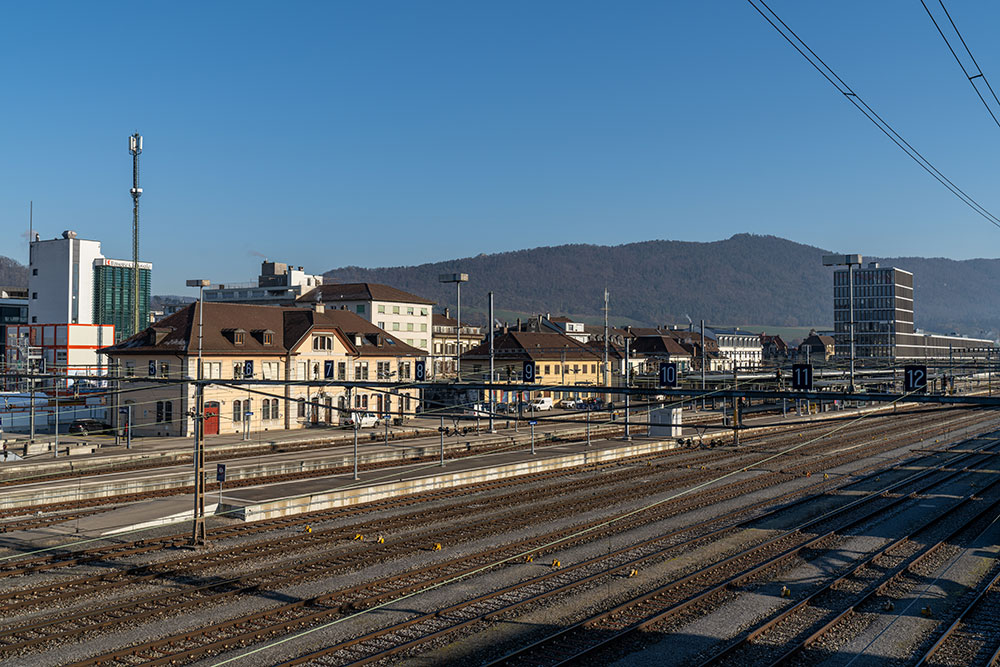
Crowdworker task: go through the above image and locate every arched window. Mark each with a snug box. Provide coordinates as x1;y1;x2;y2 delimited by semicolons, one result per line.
261;399;269;419
233;400;242;423
164;401;173;425
271;400;279;420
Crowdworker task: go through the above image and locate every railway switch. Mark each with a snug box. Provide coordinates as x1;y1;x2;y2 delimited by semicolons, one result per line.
921;605;933;617
883;600;894;612
551;559;561;568
304;525;312;533
525;555;534;563
433;543;442;551
377;536;385;544
628;568;638;578
354;533;364;541
781;585;791;598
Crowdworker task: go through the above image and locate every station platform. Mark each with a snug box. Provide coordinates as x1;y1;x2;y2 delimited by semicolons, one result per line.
0;398;932;551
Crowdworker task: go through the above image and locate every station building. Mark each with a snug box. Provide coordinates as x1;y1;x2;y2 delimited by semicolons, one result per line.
100;301;425;438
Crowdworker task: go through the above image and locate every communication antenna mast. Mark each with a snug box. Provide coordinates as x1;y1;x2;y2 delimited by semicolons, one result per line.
129;133;143;338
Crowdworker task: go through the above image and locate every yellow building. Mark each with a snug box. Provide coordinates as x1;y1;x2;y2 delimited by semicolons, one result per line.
461;330;606;404
100;302;424;437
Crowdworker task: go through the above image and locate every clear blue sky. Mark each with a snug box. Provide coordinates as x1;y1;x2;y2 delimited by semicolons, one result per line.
4;1;1000;294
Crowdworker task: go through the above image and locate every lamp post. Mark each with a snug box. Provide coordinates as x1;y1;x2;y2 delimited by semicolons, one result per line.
822;254;862;392
185;278;210;547
439;273;469;381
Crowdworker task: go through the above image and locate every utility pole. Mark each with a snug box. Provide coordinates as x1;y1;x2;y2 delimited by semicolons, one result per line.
129;133;143;340
488;291;495;433
53;373;59;457
732;361;740;446
186;279;209;547
603;288;609;387
623;337;631;441
113;361;121;446
700;319;706;411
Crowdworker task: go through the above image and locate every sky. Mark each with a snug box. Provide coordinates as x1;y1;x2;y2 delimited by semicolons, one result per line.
4;1;1000;294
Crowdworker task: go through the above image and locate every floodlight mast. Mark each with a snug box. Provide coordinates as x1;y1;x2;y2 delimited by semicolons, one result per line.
129;134;143;339
822;253;862;391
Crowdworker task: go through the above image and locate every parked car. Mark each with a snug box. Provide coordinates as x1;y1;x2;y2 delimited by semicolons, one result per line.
528;397;553;412
340;411;380;428
68;419;112;436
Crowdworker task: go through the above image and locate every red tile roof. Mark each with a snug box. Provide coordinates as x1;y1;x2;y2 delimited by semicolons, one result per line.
102;302;424;358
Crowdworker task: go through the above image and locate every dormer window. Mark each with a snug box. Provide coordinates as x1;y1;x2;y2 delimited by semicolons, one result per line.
224;328;248;345
252;329;275;346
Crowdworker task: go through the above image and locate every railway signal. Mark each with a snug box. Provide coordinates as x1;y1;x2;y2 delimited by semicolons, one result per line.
414;360;426;381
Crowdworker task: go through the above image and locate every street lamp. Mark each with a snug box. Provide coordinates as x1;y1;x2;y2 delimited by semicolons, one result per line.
186;278;210;547
439;273;469;381
822;254;862;392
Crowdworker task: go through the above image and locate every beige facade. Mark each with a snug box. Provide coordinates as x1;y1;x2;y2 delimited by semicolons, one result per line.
102;302;423;438
298;283;434;353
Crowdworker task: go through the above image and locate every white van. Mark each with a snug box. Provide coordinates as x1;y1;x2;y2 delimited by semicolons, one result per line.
529;397;553;412
341;411;380;428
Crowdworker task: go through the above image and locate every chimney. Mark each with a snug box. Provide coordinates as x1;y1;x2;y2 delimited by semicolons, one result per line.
516;318;521;330
314;302;325;314
444;307;450;319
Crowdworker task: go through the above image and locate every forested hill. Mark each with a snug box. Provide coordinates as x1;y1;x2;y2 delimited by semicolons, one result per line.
0;256;27;288
324;234;1000;338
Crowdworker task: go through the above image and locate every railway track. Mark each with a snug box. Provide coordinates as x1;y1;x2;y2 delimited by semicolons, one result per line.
693;480;1000;665
51;428;1000;664
1;408;985;582
189;437;1000;667
917;569;1000;666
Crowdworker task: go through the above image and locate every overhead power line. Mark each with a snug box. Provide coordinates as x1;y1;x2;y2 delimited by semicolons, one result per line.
746;0;1000;231
920;0;1000;131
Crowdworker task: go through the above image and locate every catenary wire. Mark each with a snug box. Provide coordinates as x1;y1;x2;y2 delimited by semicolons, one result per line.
920;0;1000;130
747;0;1000;230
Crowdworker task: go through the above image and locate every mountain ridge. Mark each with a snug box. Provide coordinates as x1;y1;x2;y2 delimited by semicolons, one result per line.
323;234;1000;338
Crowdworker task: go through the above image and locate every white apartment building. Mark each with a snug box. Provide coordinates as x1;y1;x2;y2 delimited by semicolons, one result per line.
297;283;434;352
27;230;104;326
204;261;324;305
710;328;763;369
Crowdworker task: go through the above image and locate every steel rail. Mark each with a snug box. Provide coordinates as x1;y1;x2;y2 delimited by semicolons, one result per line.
696;480;1000;666
272;459;1000;667
2;406;971;579
69;436;999;666
484;440;1000;666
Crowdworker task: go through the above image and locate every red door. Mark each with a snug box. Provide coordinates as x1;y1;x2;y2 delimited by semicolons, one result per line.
204;402;220;435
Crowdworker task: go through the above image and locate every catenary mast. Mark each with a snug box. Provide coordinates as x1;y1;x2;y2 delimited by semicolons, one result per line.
128;133;143;338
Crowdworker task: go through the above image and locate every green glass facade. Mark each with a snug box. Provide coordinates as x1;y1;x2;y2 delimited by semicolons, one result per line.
93;264;151;342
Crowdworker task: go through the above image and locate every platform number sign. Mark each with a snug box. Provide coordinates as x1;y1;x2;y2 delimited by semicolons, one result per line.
904;365;928;393
148;360;156;377
791;364;813;391
216;463;226;483
522;361;536;383
414;360;426;381
324;360;335;380
658;362;678;388
243;360;254;379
